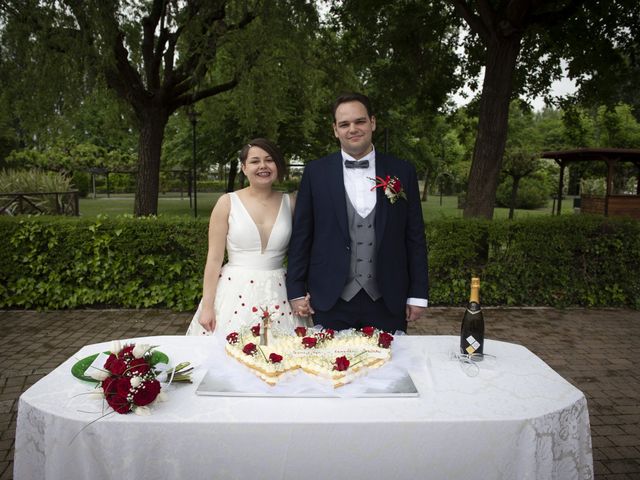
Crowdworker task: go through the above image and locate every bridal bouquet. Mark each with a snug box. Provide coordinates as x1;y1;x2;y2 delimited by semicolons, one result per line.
88;341;192;415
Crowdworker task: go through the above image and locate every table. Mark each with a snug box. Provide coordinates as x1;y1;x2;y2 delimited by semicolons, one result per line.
15;335;593;479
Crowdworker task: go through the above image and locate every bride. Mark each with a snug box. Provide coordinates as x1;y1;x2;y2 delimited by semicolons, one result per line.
186;138;310;337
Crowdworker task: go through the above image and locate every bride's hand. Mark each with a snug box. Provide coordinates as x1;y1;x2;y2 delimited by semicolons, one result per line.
292;293;314;317
199;306;217;332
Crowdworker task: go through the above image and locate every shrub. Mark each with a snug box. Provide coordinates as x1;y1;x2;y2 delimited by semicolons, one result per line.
426;215;640;308
0;169;74;214
1;215;638;310
0;215;207;310
71;171;91;197
495;176;550;209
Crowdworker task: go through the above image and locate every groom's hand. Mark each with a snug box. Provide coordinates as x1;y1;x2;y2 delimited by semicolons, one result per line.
406;305;425;322
291;294;314;317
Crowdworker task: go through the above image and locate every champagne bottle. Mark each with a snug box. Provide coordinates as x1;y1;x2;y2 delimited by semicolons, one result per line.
460;277;484;358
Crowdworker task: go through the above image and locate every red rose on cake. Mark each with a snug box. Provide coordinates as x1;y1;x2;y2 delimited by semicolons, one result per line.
333;356;350;371
361;326;375;337
226;332;239;344
378;332;394;348
302;337;317;348
242;343;257;355
269;353;283;364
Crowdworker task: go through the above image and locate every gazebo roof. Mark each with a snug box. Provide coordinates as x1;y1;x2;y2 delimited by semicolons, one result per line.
541;148;640;163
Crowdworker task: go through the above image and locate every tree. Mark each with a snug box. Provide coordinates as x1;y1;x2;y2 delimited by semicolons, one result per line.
325;0;463;151
2;1;260;215
501;150;541;218
450;0;640;218
159;3;333;194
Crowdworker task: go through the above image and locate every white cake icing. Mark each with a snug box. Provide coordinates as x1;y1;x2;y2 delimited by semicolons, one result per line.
225;326;394;387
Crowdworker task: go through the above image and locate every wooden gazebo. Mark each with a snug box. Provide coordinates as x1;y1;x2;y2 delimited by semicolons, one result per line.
541;148;640;219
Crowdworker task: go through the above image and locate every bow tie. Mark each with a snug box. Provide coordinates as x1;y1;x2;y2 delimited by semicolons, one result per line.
344;159;369;169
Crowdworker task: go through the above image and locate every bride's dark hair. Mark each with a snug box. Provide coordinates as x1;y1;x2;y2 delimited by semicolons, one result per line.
239;138;286;182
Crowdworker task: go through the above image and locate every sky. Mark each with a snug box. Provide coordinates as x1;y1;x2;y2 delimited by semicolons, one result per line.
528;76;578;111
451;68;579;112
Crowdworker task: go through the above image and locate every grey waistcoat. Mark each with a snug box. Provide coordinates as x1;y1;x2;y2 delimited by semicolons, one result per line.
340;198;381;301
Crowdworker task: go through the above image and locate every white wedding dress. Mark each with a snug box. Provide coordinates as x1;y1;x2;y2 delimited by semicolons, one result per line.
186;192;308;337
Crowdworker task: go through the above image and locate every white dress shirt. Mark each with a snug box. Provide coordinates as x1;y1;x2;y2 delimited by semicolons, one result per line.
342;148;377;217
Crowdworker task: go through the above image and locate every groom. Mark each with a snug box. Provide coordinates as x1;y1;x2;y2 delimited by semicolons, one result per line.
287;93;428;332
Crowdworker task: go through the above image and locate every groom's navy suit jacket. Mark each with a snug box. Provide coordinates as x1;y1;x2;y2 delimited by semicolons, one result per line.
286;151;429;316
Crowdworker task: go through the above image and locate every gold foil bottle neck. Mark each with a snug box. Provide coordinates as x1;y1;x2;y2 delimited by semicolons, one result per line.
470;277;480;303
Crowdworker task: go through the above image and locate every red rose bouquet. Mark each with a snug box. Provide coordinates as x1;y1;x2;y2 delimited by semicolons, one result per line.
91;341;191;415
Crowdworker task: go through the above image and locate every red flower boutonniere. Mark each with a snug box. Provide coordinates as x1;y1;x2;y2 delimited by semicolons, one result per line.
370;175;407;204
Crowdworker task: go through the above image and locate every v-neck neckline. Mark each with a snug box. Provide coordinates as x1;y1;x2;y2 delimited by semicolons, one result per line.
234;192;286;254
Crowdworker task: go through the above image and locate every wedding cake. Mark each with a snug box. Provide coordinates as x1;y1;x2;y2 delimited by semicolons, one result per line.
225;325;394;388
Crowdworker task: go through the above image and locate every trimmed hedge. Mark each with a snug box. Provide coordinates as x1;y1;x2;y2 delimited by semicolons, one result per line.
1;214;638;310
0;215;207;310
427;215;640;308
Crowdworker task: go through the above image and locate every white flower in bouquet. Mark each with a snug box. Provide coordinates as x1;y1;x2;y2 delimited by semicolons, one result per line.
132;344;151;359
88;368;110;382
130;376;142;388
110;340;122;355
134;406;151;416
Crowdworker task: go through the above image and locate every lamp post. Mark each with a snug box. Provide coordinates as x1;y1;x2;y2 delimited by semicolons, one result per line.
186;105;200;218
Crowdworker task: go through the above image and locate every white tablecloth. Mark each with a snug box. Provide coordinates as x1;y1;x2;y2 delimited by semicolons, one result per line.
15;335;593;480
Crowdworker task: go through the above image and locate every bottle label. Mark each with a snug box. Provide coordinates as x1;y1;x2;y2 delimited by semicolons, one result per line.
465;335;481;354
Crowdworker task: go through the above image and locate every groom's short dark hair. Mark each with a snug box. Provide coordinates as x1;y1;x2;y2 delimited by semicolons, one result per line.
332;93;373;121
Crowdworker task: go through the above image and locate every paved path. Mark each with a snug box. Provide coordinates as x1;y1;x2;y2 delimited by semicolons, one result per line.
1;308;639;479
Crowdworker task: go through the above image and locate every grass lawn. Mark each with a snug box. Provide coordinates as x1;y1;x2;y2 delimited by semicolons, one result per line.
80;192;217;219
79;191;570;221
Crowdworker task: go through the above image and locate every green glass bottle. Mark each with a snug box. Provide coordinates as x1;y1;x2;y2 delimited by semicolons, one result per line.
460;277;484;358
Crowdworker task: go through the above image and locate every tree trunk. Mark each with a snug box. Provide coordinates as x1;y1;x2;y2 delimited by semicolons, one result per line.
464;36;522;219
134;110;169;216
509;176;521;220
227;159;238;192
